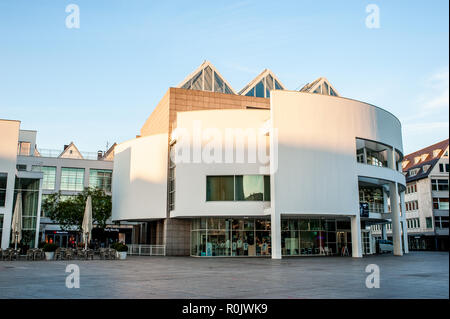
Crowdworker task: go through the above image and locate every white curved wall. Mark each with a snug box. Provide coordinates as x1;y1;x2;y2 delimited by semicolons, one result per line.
112;133;168;221
270;90;405;216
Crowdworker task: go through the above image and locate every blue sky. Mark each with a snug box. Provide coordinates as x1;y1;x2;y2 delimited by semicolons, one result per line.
0;0;448;154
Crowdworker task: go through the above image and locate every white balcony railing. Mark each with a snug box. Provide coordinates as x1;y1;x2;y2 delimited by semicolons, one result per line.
127;244;166;256
368;202;384;214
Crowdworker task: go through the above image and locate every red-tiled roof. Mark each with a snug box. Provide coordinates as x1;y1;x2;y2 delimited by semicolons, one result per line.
402;139;449;171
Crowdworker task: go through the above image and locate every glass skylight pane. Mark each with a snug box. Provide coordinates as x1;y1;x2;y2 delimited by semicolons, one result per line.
255;80;264;98
245;87;255;97
181;80;191;89
266;89;270;98
191;71;203;90
330;87;337;96
204;66;212;91
274;80;283;90
322;81;329;95
214;72;224;93
313;85;321;94
224;84;233;94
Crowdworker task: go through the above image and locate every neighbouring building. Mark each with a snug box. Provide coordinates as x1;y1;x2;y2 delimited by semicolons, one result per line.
112;61;409;258
373;139;448;251
0;118;136;249
35;142;137;247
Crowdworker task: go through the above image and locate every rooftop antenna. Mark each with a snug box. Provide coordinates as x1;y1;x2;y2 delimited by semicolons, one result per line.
105;141;109;152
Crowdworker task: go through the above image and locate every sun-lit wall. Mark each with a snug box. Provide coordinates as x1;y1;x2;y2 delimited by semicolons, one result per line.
270;90;405;217
171;109;271;218
112;133;168;221
0;120;20;248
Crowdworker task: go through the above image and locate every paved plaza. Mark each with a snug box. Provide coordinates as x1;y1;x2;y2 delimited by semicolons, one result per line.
0;251;448;299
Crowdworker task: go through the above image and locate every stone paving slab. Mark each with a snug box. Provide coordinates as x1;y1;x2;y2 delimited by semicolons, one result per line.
0;252;448;299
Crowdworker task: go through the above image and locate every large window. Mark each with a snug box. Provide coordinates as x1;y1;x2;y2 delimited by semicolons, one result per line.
206;175;270;201
168;145;176;211
60;168;84;191
206;176;234;201
433;198;449;210
426;217;433;228
355;138;390;168
42;166;56;190
235;175;264;201
435;216;449;229
89;169;112;192
17;141;31;156
0;173;7;207
431;179;449;191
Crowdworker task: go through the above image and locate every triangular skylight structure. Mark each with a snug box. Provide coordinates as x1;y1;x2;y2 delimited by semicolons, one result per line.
299;77;340;97
238;69;286;98
177;61;236;94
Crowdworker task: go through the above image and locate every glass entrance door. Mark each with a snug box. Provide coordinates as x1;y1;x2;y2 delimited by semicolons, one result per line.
361;231;371;255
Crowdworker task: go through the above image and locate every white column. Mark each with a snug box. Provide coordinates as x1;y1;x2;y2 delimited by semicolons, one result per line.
271;211;281;259
389;182;403;256
363;147;367;164
1;213;12;249
381;224;387;240
400;191;409;254
351;215;362;257
382;187;389;240
387;147;396;170
1;174;15;249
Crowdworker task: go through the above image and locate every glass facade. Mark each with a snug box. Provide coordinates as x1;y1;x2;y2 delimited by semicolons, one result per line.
13;178;40;247
0;172;7;207
282;218;351;256
60;167;84;191
41;166;56;190
89;169;112;192
359;185;384;213
191;217;352;257
191;218;271;257
168;145;176;211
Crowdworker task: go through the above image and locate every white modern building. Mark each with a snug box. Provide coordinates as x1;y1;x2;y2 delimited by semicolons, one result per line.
111;61;409;258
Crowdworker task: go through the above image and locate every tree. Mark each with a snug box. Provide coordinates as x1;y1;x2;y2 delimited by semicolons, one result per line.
42;187;112;232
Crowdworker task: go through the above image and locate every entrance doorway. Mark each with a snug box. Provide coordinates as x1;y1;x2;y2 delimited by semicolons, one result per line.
337;231;350;256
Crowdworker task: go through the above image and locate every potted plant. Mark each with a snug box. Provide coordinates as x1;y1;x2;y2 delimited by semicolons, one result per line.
43;243;58;260
116;243;128;260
